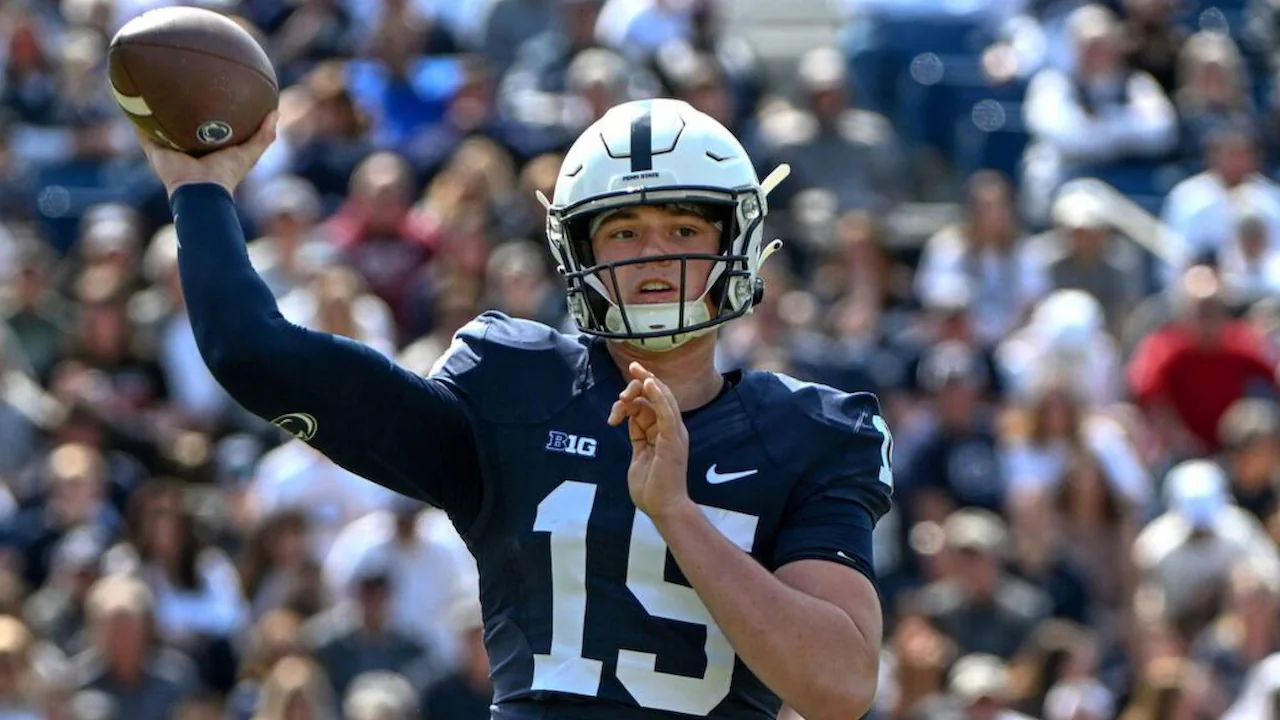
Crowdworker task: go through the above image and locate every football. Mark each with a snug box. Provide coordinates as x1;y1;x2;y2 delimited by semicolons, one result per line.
108;6;278;156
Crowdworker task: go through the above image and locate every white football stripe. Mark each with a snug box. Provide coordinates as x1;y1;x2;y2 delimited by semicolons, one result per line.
110;83;153;116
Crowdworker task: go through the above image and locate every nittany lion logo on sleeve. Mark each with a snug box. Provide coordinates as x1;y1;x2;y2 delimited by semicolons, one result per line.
272;412;318;441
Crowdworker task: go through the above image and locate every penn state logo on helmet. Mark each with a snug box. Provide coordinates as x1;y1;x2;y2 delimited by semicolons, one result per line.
196;120;234;146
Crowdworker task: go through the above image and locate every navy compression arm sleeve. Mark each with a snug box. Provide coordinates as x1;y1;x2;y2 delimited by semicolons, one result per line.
172;183;484;526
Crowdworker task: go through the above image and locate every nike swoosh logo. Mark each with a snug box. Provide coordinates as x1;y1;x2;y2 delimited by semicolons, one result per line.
706;464;758;484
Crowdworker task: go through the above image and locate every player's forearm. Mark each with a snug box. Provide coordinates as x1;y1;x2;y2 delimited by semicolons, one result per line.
653;501;877;720
171;183;289;367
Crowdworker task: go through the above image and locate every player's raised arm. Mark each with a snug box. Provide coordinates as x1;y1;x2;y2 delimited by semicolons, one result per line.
139;117;485;528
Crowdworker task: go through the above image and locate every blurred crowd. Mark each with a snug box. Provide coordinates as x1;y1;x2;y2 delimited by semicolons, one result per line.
3;0;1280;718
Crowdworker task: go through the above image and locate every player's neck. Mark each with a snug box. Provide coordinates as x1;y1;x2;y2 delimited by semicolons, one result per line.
605;334;724;412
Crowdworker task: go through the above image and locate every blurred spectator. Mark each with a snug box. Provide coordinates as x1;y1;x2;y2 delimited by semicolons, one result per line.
322;504;477;669
3;444;119;590
2;239;69;383
279;265;398;357
412;136;519;282
499;0;659;133
1161;124;1280;265
1007;443;1140;618
302;550;431;700
135;225;233;430
250;655;337;720
419;598;491;720
1030;188;1144;331
342;0;461;153
907;652;1037;720
405;56;560;174
595;0;696;60
1221;651;1280;720
483;240;566;327
397;274;483;375
481;0;558;75
1218;210;1280;303
651;0;762;130
1000;369;1148;505
996;289;1124;409
1128;265;1279;456
917;509;1052;660
1120;0;1186;95
0;329;51;481
1022;4;1177;220
901;342;1006;528
1218;398;1280;525
255;0;361;87
343;670;418;720
1173;31;1255;163
324;152;439;327
759;46;905;218
238;510;328;622
1043;677;1115;720
1131;459;1280;627
285;62;376;211
915;171;1045;346
0;615;46;720
101;481;247;691
1115;656;1206;720
245;175;337;300
1189;561;1280;716
105;483;241;627
245;436;397;560
22;528;104;656
224;609;307;720
73;575;198;719
172;690;225;720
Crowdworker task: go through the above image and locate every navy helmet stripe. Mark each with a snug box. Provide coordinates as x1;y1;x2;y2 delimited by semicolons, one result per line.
629;107;653;172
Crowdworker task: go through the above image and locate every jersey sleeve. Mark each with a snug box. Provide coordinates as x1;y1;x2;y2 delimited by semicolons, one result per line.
770;391;895;583
172;183;486;531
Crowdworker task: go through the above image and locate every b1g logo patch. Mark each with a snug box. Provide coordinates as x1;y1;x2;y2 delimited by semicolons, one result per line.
546;430;597;458
196;120;233;146
272;413;318;441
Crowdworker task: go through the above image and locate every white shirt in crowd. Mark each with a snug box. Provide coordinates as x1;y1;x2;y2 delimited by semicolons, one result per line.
913;226;1049;345
1162;173;1280;262
102;545;249;643
1133;506;1280;615
247;441;400;558
1002;414;1151;506
323;508;479;668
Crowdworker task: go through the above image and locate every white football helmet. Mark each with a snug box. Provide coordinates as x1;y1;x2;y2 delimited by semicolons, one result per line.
543;98;787;351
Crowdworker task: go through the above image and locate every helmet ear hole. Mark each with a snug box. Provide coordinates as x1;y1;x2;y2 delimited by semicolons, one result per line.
752;276;765;305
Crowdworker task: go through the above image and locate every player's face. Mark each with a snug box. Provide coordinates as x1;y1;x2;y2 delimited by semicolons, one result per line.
589;205;721;306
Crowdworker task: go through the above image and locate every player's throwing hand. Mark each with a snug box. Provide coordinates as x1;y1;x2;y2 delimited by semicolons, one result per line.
136;111;278;197
608;362;693;521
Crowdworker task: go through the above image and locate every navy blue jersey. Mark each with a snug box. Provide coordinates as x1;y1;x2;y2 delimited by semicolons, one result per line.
171;184;894;719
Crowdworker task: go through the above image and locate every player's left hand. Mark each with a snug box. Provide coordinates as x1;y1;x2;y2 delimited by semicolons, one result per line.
608;362;692;521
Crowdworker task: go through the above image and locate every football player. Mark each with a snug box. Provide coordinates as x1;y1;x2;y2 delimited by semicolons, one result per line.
139;98;894;719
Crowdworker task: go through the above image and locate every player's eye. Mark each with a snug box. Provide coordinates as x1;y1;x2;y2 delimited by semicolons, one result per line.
608;228;637;241
674;225;701;239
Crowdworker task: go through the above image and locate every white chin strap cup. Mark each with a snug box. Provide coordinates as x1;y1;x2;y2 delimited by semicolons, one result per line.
605;297;714;351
